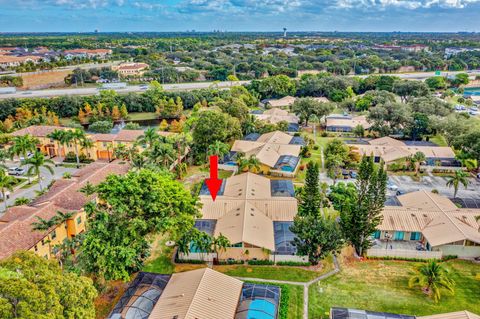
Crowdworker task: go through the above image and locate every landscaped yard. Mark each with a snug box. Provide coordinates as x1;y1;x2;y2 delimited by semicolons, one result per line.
308;259;480;319
214;256;334;283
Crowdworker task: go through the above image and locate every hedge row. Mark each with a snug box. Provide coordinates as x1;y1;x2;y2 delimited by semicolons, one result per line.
367;254;457;262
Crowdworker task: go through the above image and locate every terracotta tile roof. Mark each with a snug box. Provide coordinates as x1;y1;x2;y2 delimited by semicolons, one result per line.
0;162;130;260
10;125;65;137
419;311;480;319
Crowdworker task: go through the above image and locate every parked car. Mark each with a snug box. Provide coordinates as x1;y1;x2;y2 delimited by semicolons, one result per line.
341;170;350;179
8;167;25;176
0;191;10;200
387;179;398;191
19;152;33;161
349;171;358;179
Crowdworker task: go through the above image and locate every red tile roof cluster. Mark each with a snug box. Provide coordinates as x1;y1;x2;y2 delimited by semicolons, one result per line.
0;162;130;260
64;49;112;55
10;125;64;137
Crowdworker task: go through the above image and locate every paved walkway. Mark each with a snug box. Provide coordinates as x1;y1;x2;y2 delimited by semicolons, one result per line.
233;256;341;319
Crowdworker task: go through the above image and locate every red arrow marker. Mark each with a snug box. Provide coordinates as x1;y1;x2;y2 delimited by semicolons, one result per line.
205;155;222;201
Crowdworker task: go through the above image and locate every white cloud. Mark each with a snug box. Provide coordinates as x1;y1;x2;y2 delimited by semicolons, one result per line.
335;0;480;9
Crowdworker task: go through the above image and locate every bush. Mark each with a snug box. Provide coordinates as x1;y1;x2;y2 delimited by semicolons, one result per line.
276;261;311;267
174;259;205;264
277;284;290;319
14;197;30;206
321;131;328;137
217;260;244;265
247;259;274;265
124;122;141;130
64;152;94;164
367;255;457;262
313;145;319;150
88;120;113;133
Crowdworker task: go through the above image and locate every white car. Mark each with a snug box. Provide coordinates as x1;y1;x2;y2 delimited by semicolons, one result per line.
8;167;26;176
0;191;11;200
19;152;33;161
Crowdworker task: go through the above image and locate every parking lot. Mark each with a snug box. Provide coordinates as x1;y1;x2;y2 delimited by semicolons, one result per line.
388;174;480;199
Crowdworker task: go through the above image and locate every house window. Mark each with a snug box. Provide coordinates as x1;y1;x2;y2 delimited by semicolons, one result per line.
34;245;38;252
393;231;404;240
51;230;56;240
231;242;243;248
77;216;82;225
410;232;421;241
373;230;381;239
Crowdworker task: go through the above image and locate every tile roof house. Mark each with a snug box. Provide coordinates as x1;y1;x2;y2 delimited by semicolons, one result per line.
109;268;282;319
230;131;304;175
264;96;296;109
326;115;371;132
113;62;149;77
254;108;300;132
0;162;129;260
181;173;304;262
373;190;480;258
331;308;479;319
350;137;456;165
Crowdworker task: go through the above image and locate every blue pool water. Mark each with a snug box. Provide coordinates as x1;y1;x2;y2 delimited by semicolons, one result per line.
247;299;276;319
463;87;480;96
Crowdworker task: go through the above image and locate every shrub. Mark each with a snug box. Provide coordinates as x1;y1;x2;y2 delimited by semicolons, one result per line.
276;261;311;267
174;259;205;264
14;197;30;206
124;122;141;130
88;120;113;133
313;145;319;150
63;172;72;179
64;152;94;164
217;260;244;265
321;131;328;137
247;259;274;265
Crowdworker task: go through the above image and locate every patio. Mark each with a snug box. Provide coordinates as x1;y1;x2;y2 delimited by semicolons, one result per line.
371;240;422;251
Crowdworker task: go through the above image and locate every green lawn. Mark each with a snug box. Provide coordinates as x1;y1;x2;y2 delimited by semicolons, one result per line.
127;112;157;121
429;135;448;147
308;260;480;319
214;256;334;283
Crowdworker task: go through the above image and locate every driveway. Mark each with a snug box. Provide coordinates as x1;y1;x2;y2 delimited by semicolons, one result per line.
1;162;77;214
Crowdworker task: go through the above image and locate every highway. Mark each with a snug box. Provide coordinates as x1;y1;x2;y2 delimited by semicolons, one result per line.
1;70;479;100
0;80;249;99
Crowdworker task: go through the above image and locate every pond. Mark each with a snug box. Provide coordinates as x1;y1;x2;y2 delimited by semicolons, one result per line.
463;87;480;96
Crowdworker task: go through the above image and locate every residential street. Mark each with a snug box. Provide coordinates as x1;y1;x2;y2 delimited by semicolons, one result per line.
1;162;77;215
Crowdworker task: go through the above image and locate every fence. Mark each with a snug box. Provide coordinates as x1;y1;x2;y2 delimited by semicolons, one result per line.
367;248;443;259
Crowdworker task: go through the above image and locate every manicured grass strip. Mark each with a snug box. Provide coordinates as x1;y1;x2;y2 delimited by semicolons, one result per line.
308;260;480;319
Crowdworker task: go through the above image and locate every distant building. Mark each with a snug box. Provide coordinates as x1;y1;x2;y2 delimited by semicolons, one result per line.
350;136;456;166
254;108;300;132
326;115;371;132
63;48;112;59
0;55;42;68
113;62;149;77
263;96;296;109
445;47;480;58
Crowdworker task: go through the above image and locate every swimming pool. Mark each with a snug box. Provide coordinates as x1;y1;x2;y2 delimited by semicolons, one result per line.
463;87;480;96
246;299;276;319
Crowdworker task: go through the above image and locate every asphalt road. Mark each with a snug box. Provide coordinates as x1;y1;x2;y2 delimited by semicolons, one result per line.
2;70;479;100
0;80;249;99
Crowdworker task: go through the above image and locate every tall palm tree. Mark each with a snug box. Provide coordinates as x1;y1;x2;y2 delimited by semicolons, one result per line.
446;170;469;198
148;141;175;168
211;233;230;260
408;260;455;302
31;216;57;231
79;181;97;196
24;151;55;191
137;127;158;149
0;170;16;212
47;129;67;158
9;135;38;163
9;135;38;184
410;151;426;176
66;129;87;168
80;137;94;160
0;149;8;170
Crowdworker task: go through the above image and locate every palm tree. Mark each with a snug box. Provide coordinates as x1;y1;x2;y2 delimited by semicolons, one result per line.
0;149;8;170
31;216;57;231
246;155;261;173
446;170;469;198
47;129;67;158
408;260;455;302
66;129;87;168
0;170;15;212
24;151;55;191
211;233;230;260
148;141;175;168
9;135;38;183
235;152;249;172
54;211;74;224
80;137;94;160
137;127;158;148
9;135;38;163
410;151;426;176
193;232;213;262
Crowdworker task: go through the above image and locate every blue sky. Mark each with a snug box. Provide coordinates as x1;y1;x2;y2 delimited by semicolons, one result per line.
0;0;479;32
